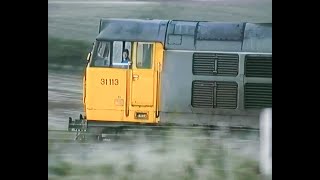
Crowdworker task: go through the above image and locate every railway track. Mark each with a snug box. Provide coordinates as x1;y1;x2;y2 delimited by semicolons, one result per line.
48;125;259;144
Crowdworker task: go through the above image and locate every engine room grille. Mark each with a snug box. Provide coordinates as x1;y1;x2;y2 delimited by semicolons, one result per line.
192;81;238;109
244;83;272;109
191;81;214;108
216;82;238;109
193;53;239;76
245;55;272;78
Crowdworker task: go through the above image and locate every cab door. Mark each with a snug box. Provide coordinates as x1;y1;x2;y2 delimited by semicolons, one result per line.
129;42;162;123
131;42;155;106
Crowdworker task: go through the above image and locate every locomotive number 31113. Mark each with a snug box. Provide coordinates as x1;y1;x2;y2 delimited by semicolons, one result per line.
101;78;119;85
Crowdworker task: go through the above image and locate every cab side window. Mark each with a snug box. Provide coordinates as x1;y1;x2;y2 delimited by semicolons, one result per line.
91;41;111;67
112;41;123;64
90;41;133;68
136;43;153;69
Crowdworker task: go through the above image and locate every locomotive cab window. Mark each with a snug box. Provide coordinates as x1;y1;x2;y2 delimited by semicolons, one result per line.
90;40;133;69
92;41;111;67
136;43;153;69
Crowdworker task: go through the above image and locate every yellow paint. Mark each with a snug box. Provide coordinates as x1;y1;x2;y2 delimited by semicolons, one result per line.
86;68;127;110
131;42;154;106
114;98;124;106
131;71;154;106
82;72;86;112
86;109;124;121
84;42;164;124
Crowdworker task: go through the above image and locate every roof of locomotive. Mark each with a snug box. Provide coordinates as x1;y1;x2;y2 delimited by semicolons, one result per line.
96;18;272;53
96;18;169;43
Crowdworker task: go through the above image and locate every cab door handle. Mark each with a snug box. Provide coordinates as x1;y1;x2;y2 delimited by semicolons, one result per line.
133;74;139;80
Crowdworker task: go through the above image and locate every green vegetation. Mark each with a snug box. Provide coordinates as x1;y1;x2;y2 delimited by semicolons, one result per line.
48;37;91;68
48;129;261;180
48;149;260;180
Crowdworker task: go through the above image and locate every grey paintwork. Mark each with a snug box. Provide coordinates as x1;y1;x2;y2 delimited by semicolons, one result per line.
160;51;271;113
165;21;246;51
96;18;169;43
159;50;271;129
242;23;272;53
164;20;272;52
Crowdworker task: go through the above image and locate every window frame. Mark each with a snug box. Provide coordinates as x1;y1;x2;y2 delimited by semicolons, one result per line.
90;40;133;68
135;42;154;70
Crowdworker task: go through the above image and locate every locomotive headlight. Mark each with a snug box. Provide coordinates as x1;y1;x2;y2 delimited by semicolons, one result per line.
135;112;148;120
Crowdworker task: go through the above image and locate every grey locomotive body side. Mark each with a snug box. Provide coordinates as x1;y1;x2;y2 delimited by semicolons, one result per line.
95;18;271;129
159;21;272;129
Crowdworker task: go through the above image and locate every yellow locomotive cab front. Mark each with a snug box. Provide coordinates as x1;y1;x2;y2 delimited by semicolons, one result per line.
83;41;163;125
